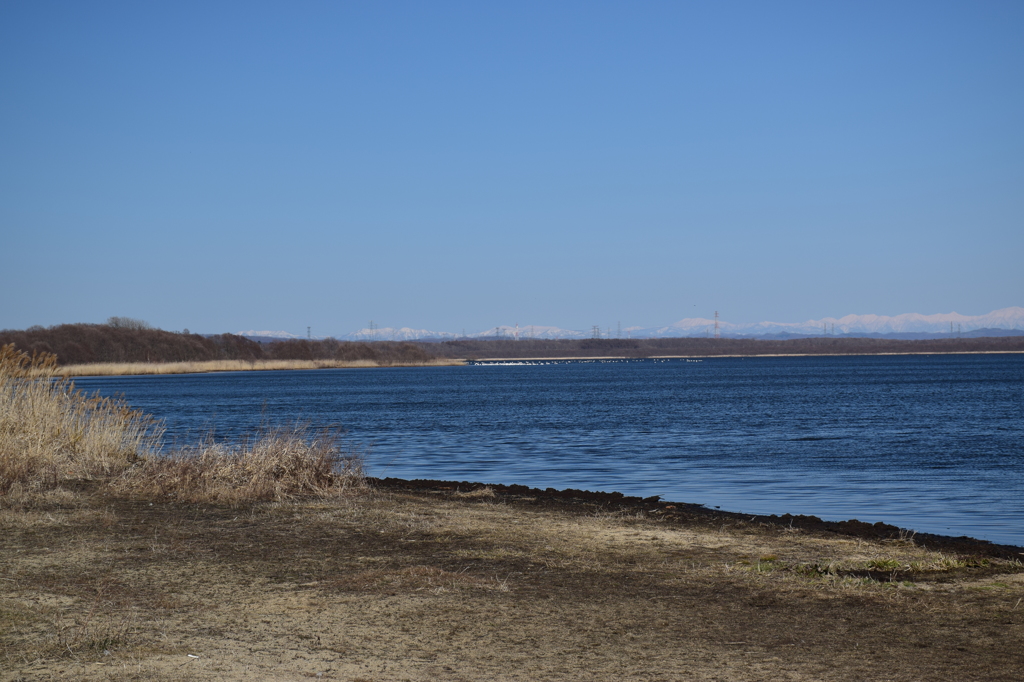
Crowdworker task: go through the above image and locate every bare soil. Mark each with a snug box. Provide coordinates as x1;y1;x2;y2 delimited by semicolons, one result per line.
3;480;1023;681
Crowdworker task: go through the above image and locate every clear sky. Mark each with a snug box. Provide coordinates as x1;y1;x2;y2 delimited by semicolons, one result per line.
2;1;1021;336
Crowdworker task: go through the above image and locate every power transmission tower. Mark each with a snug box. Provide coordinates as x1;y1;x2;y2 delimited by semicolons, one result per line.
307;326;311;340
714;312;720;339
617;321;621;339
592;325;601;339
368;320;377;341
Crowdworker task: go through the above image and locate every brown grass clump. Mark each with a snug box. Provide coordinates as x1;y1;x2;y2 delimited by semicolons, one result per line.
1;343;365;507
0;344;161;500
111;426;364;504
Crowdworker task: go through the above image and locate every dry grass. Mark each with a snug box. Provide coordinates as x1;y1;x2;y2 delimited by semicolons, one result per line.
2;468;1023;680
0;345;161;501
57;358;465;377
110;426;365;504
0;344;365;507
5;490;1022;680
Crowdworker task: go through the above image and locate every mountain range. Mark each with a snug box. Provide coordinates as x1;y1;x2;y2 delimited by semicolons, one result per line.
650;307;1024;338
239;307;1024;342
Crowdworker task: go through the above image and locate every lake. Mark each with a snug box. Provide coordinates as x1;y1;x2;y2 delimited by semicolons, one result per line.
73;353;1024;546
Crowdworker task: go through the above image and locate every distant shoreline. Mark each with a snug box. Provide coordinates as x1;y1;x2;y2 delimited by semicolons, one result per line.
469;350;1024;362
55;349;1024;376
7;324;1022;375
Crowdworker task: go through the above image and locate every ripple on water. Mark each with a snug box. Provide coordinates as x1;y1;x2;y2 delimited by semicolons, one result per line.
73;354;1024;545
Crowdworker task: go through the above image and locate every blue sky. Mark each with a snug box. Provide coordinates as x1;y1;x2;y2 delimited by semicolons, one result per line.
2;1;1021;336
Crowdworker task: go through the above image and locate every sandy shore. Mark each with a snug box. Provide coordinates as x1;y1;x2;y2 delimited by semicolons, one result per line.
2;478;1022;681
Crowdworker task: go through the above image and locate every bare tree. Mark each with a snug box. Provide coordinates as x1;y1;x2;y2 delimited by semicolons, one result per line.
106;317;153;330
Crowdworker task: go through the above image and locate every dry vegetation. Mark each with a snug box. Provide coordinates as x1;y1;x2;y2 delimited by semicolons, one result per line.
2;484;1023;681
2;344;1023;680
0;344;364;506
109;426;364;505
56;358;463;377
0;346;160;500
0;323;453;375
0;325;264;365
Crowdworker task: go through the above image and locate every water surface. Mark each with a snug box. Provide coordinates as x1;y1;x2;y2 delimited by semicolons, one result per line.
74;354;1024;545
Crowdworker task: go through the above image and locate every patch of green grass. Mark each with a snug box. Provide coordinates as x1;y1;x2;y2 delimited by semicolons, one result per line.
938;555;990;570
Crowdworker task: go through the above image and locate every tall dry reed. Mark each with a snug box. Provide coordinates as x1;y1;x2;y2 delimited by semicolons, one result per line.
0;344;162;497
57;358;464;377
110;426;364;504
1;344;365;505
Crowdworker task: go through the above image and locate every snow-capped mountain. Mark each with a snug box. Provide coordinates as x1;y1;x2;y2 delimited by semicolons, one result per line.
342;327;461;342
240;307;1023;342
237;330;303;339
468;325;587;340
651;307;1024;337
341;324;589;341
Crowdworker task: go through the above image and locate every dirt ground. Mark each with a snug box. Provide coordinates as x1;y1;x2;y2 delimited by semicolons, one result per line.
2;480;1023;681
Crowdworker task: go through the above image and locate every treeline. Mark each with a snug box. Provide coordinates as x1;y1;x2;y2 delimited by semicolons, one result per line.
0;324;437;366
261;338;435;365
428;336;1024;359
3;324;1021;366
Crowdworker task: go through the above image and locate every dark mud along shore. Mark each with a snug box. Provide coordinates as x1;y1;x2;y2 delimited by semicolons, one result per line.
372;477;1024;564
5;476;1024;680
